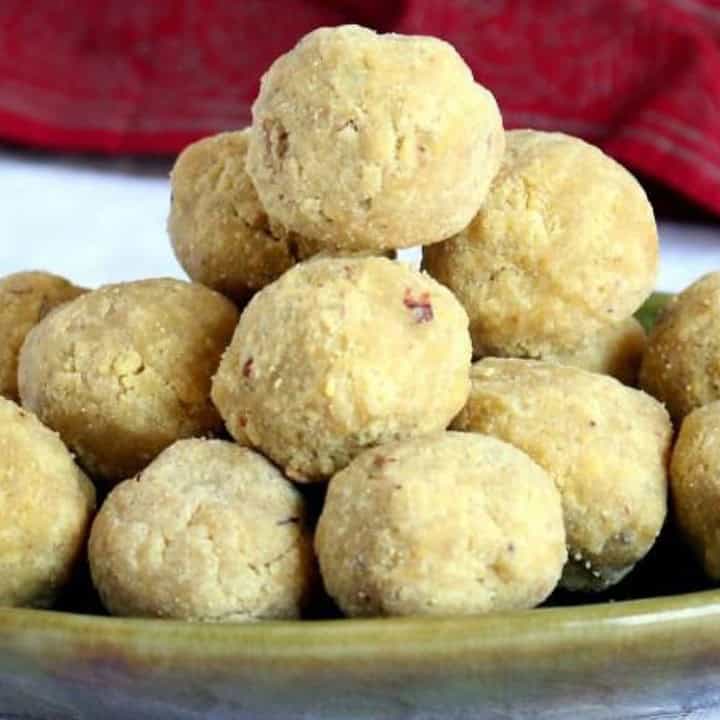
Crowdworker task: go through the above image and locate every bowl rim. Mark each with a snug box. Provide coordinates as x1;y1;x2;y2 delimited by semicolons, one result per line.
3;588;720;663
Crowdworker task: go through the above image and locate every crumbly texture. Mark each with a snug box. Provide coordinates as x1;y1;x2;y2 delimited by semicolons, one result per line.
19;278;239;484
538;317;646;386
212;256;472;481
89;439;316;621
315;432;566;617
0;397;96;608
168;129;316;304
168;129;393;303
423;130;658;356
0;271;86;401
247;25;504;252
453;359;672;591
640;272;720;422
670;401;720;579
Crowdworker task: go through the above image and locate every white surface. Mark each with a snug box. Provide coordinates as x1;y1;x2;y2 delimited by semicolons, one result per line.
1;150;719;292
0;150;181;287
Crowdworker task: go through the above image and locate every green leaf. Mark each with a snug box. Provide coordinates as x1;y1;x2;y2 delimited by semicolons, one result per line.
635;292;672;333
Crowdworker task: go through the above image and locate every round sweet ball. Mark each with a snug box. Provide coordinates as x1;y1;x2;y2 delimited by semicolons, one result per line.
670;401;720;579
212;256;472;482
169;129;317;304
0;271;86;401
19;278;239;484
640;272;720;422
539;317;647;386
247;25;504;252
315;432;566;617
89;439;316;621
453;359;672;592
423;130;658;357
0;397;96;608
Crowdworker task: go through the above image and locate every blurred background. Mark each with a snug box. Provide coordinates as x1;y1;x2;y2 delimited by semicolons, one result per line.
1;0;719;290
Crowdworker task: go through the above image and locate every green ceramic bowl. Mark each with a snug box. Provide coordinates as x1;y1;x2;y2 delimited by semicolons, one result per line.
2;590;720;720
5;291;716;720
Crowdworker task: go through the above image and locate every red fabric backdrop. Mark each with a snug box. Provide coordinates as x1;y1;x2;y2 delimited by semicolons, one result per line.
1;0;719;213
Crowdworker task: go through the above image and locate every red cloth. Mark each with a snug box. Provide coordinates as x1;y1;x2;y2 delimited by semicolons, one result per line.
1;0;720;214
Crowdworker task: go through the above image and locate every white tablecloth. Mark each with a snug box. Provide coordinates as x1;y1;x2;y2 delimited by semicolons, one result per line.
2;149;719;292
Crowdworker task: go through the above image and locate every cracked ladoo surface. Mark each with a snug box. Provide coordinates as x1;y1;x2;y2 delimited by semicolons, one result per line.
0;397;95;608
423;130;658;357
315;432;566;617
18;278;239;484
247;24;504;252
88;439;316;621
453;359;672;592
211;256;472;482
0;270;86;401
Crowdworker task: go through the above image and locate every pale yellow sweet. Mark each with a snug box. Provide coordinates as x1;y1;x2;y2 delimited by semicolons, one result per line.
315;432;566;617
168;129;393;303
538;317;646;386
423;130;658;357
0;397;95;608
670;401;720;579
19;278;239;484
247;25;504;252
453;359;672;591
0;271;86;401
168;129;315;304
212;256;472;481
640;272;720;422
89;439;316;621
